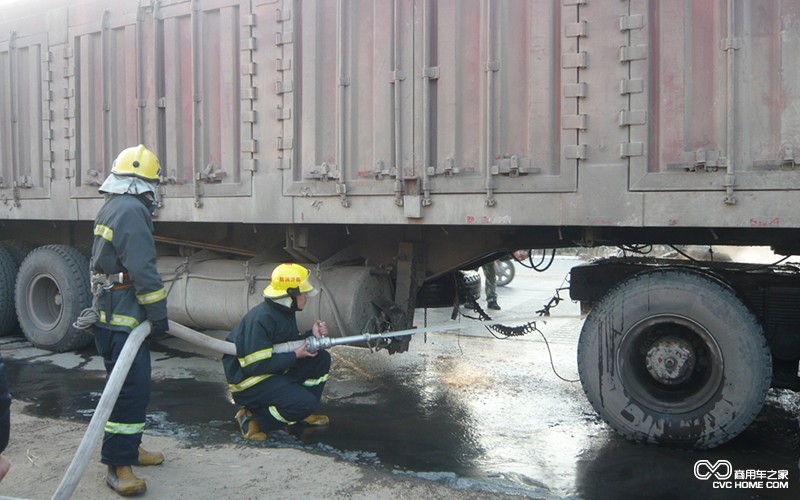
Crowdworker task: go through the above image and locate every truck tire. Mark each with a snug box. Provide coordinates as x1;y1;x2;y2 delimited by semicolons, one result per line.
0;248;17;336
0;240;35;266
0;240;36;336
416;270;481;308
15;245;93;352
577;268;771;449
458;270;481;303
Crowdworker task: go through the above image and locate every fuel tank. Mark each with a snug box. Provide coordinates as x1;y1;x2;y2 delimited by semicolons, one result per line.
157;257;393;337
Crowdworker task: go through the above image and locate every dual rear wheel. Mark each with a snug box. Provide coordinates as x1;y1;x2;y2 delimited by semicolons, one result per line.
0;243;93;352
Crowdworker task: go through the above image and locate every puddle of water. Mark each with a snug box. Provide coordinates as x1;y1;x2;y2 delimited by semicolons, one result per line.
4;345;800;499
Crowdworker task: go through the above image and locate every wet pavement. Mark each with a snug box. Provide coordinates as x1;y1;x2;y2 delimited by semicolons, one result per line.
2;258;800;498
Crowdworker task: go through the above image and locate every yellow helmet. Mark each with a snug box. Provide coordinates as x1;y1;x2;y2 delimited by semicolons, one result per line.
111;145;161;182
263;263;317;299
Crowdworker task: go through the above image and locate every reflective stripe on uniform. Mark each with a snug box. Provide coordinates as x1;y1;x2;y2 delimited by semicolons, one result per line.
94;224;114;242
238;348;273;368
99;311;140;329
227;373;274;393
136;287;167;305
302;373;329;387
268;406;295;425
104;421;145;435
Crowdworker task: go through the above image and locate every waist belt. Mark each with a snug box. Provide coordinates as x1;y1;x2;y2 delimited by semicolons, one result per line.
91;272;132;291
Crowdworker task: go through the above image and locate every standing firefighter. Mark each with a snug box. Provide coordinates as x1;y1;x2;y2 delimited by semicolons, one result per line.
90;145;169;496
223;263;331;441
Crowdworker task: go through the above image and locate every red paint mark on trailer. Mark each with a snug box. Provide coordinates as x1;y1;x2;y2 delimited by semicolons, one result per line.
668;219;678;226
750;217;780;227
466;215;476;224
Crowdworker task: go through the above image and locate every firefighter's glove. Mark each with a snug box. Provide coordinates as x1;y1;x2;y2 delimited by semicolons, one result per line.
150;318;170;339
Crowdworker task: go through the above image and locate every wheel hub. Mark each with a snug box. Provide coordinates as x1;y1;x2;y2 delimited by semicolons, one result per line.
618;314;724;414
645;335;696;385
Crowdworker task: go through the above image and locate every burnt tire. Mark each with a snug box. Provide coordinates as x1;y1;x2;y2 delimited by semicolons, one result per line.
458;270;481;303
577;268;771;449
416;270;481;308
0;248;17;336
15;245;93;352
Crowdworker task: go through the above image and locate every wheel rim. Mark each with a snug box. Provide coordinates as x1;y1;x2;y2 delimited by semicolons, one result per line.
27;272;64;331
495;261;513;286
617;314;724;414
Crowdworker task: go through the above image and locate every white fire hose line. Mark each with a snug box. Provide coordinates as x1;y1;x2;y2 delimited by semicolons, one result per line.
52;321;152;500
49;321;249;500
166;320;236;356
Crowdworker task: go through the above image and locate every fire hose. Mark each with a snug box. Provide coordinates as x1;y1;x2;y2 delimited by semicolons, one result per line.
50;320;441;499
163;321;456;356
51;316;540;499
52;321;153;500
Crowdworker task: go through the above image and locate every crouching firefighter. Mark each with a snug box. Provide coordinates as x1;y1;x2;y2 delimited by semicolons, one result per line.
223;263;331;441
87;145;169;496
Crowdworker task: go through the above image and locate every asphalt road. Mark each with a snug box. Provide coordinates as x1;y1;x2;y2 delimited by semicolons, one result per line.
2;257;800;499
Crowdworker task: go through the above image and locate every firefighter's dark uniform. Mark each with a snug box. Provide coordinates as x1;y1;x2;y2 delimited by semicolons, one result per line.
91;193;167;466
223;300;331;431
0;353;10;455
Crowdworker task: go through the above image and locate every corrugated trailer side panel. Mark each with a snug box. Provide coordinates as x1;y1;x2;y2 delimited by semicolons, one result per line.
0;23;51;203
283;0;406;199
0;0;261;222
633;1;800;191
68;2;141;197
155;0;250;199
282;1;579;203
280;0;583;225
2;0;800;231
429;0;576;195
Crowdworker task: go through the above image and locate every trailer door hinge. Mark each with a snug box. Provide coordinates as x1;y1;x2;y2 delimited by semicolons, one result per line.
194;182;204;208
336;182;350;208
782;145;797;169
10;184;20;207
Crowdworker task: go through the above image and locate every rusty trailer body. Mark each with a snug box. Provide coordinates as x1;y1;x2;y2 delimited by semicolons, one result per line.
1;0;800;449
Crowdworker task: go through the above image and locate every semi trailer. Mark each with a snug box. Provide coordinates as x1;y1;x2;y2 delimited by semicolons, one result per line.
2;0;800;449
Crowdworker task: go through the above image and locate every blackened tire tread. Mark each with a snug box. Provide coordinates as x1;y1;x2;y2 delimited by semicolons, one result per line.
0;248;17;336
416;270;481;308
577;268;771;449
